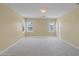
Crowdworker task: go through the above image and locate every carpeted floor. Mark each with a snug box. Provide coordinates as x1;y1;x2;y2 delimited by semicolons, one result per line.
1;36;79;56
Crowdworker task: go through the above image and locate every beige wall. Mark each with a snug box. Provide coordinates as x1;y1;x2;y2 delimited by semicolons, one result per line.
25;18;56;36
58;6;79;47
0;4;24;52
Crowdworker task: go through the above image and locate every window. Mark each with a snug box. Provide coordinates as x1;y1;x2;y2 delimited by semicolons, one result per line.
48;23;55;32
26;22;33;32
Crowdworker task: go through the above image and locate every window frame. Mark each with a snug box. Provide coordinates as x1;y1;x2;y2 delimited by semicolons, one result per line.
48;23;55;32
26;21;33;32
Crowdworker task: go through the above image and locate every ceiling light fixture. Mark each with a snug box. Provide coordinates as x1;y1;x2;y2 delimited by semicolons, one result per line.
40;8;48;13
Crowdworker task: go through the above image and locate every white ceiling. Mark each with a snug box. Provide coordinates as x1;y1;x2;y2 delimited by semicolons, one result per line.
6;3;76;18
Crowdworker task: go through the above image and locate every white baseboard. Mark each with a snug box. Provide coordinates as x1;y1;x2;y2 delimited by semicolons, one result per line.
57;35;79;50
0;37;25;55
61;39;79;50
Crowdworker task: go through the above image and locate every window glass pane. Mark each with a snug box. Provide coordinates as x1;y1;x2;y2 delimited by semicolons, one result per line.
27;22;32;27
48;23;55;32
28;27;33;31
25;21;33;32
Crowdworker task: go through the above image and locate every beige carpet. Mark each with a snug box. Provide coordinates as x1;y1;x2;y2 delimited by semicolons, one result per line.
1;36;79;56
